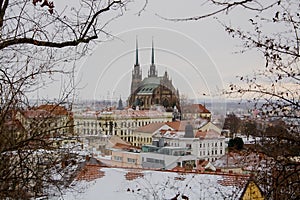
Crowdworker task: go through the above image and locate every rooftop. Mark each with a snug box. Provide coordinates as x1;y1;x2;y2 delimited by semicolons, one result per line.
63;167;248;200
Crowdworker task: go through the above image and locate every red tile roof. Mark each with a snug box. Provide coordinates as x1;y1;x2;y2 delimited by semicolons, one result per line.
113;142;140;151
21;104;69;118
36;104;68;115
22;109;52;118
165;121;190;131
135;122;166;133
195;129;221;139
76;164;105;182
181;104;210;114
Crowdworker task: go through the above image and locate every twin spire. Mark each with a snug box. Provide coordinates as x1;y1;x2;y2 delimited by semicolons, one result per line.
135;37;139;66
135;37;157;77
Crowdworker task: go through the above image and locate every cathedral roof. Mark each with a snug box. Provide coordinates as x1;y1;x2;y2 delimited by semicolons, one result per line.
140;77;162;85
137;84;158;95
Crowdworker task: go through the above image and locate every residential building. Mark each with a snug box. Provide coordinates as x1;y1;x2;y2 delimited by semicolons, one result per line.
194;129;226;162
15;104;74;146
111;150;142;168
181;104;211;120
131;122;173;147
152;123;226;162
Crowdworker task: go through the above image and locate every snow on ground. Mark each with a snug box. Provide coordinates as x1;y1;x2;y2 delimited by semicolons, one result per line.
60;168;243;200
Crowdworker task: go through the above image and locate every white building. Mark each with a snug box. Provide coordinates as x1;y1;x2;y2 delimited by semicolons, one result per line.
193;130;226;162
74;109;173;143
141;148;198;170
153;123;226;162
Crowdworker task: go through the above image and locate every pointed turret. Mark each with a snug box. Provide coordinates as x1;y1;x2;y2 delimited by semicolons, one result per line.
135;36;139;66
117;96;124;110
148;37;157;77
131;36;142;94
151;39;155;65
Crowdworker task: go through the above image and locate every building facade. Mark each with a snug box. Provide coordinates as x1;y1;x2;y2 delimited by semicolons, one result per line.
74;109;173;143
152;123;226;162
15;104;74;146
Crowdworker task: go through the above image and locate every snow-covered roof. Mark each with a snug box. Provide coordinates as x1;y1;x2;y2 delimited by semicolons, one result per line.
62;168;246;200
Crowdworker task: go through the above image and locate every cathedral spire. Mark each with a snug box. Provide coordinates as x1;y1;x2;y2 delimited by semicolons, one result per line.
135;36;139;66
151;37;154;65
131;36;142;95
148;37;157;77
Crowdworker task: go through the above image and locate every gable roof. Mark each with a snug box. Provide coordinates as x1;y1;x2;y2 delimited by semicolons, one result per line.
135;122;168;133
106;135;131;149
181;104;210;114
36;104;68;115
195;129;222;139
165;121;191;131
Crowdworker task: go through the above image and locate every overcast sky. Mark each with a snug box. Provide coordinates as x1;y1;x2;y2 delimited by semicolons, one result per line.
38;0;266;103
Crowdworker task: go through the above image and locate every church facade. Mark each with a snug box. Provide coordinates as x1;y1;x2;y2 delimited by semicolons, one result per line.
128;39;180;111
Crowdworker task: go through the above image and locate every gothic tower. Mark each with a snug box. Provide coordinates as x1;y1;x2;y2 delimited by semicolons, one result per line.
148;38;158;77
131;37;142;94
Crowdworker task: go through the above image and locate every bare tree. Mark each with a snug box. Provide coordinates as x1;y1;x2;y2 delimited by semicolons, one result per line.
223;113;241;138
0;0;128;198
157;0;300;199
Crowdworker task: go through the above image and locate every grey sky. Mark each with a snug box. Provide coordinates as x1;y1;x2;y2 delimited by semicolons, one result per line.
38;0;265;102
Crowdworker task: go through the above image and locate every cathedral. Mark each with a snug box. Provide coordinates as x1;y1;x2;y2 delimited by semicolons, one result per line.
128;39;180;112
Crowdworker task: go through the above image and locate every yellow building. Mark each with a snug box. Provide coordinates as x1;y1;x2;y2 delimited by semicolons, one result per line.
132;122;173;147
110;150;142;168
240;180;264;200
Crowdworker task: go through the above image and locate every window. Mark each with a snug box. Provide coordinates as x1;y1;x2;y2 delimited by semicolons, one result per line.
220;150;223;154
215;150;217;155
220;142;223;147
127;158;137;163
215;143;217;147
114;156;122;161
200;143;202;148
